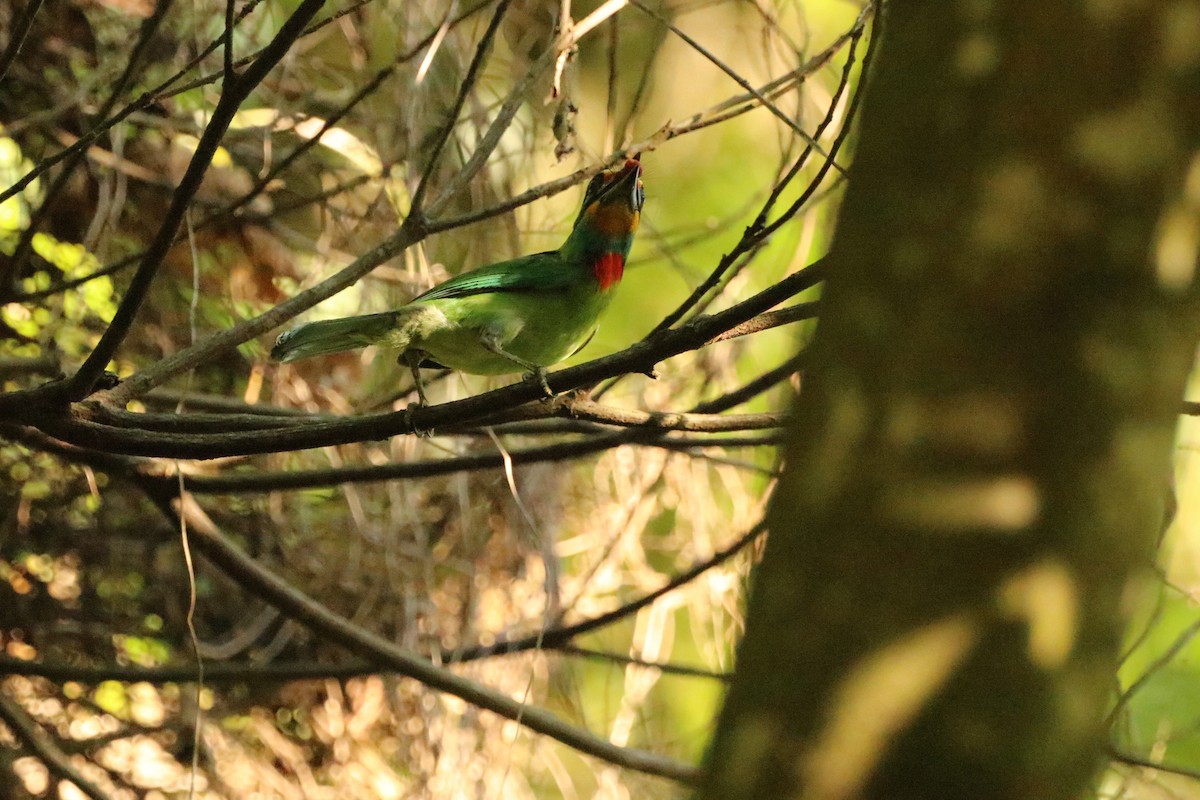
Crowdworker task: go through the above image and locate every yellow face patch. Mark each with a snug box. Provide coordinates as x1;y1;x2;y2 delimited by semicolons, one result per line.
585;202;640;237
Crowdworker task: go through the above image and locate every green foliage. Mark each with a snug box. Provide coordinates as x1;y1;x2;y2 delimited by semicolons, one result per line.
93;680;129;717
0;134;39;232
0;134;116;366
114;634;172;667
1114;583;1200;768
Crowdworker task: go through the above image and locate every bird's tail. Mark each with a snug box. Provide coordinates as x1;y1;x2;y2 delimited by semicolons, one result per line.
271;311;401;363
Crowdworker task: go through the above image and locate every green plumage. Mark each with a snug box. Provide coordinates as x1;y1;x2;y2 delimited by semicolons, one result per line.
270;312;401;363
271;159;645;398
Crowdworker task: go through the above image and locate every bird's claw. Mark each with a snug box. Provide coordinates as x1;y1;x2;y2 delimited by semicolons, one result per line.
404;400;433;438
526;368;554;399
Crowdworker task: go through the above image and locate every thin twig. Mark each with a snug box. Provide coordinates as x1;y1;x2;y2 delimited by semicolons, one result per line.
409;0;514;215
0;0;176;296
450;519;766;660
647;7;871;335
0;692;113;800
556;399;784;432
628;0;841;171
425;45;560;218
0;0;43;83
88;218;421;408
6;4;493;306
1108;746;1200;782
1107;612;1200;728
691;351;807;415
64;0;329;401
755;2;872;226
557;645;732;682
145;488;701;784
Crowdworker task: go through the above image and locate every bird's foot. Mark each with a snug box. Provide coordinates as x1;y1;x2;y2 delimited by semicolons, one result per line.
525;367;554;399
404;400;433;438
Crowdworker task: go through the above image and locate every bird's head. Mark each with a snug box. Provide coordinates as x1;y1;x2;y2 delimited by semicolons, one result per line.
573;157;644;242
562;157;644;291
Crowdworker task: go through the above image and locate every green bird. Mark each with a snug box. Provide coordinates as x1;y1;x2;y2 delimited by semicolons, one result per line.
271;158;645;404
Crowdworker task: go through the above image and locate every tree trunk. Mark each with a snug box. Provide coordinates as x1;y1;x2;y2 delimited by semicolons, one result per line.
698;3;1200;799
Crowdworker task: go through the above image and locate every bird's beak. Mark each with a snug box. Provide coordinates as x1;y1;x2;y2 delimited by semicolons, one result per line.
605;159;644;213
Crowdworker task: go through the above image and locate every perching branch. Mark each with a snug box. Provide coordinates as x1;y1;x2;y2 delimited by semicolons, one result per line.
31;260;823;457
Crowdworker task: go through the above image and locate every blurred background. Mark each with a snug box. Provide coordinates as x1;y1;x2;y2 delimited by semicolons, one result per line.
2;0;1198;797
0;0;860;796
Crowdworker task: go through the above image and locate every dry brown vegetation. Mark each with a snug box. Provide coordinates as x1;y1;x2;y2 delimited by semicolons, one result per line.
0;0;868;796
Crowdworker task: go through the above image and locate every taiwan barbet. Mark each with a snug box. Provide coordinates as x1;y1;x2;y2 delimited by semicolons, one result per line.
271;157;645;403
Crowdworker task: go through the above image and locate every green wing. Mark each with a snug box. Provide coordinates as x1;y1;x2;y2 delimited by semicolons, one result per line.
414;251;576;301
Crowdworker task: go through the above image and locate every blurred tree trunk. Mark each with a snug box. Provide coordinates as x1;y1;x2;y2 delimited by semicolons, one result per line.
698;4;1200;800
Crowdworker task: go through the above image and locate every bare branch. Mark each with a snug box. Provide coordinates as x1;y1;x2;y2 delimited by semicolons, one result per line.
409;0;514;215
705;302;820;344
1108;748;1200;783
628;0;844;171
0;0;42;84
551;399;784;432
64;0;329;401
0;657;382;684
556;645;732;682
449;519;765;661
0;692;113;800
0;0;175;297
691;352;807;415
141;487;701;784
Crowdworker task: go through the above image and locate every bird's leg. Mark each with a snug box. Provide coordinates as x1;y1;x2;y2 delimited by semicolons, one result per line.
398;350;432;436
401;350;430;407
478;332;553;398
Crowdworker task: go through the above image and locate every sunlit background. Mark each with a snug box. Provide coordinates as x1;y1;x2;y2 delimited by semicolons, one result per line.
2;0;1198;798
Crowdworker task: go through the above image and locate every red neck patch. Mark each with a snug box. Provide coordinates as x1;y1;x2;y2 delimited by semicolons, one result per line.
593;252;624;291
